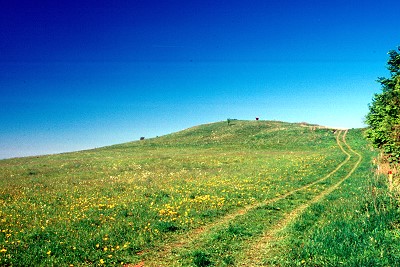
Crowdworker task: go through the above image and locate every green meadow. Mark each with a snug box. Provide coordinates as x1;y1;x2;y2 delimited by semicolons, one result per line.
1;120;399;266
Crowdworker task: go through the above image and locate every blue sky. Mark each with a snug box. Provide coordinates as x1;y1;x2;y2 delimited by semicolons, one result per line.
0;0;399;159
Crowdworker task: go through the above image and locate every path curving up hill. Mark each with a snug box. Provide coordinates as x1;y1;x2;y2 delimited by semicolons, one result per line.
238;130;363;266
132;130;364;266
2;121;385;266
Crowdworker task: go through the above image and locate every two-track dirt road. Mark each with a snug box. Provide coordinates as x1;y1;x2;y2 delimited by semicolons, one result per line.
132;130;363;266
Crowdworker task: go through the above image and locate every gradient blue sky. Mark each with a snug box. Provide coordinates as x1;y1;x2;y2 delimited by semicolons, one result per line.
1;0;399;159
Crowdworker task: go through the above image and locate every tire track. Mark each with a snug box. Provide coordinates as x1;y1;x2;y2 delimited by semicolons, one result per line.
139;130;352;266
238;130;363;266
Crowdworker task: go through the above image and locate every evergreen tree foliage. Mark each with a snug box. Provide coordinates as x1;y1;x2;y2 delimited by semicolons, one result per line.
365;46;400;162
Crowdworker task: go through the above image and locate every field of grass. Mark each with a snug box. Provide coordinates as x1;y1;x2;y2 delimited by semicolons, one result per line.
0;120;398;266
260;129;400;266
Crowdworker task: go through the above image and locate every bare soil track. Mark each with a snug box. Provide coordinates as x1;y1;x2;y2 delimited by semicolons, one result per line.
134;130;362;266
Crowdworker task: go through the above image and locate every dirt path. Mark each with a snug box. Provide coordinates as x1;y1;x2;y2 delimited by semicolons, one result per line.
238;130;363;266
135;130;355;266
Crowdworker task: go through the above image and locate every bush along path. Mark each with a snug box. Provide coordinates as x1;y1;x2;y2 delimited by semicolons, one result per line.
137;130;383;266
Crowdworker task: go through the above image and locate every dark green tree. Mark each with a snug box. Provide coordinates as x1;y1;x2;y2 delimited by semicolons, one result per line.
365;46;400;162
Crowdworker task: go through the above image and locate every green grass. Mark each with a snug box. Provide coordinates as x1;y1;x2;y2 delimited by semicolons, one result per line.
263;129;400;266
0;121;396;266
156;130;357;267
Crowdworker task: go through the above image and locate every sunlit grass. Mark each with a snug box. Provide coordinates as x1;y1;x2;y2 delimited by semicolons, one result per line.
261;129;400;267
0;121;345;266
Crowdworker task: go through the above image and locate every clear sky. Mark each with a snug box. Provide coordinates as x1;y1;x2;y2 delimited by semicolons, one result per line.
1;0;399;159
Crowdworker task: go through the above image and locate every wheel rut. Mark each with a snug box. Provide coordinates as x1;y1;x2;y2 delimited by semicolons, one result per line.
135;130;359;266
238;130;363;266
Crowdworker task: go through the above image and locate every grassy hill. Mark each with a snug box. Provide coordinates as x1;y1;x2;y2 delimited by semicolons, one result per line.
0;120;398;266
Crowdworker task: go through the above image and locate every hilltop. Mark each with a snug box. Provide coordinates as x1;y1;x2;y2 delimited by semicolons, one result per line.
1;120;399;266
100;120;336;152
2;120;334;163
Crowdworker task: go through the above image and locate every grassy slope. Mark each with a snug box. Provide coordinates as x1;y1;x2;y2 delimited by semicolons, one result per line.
0;120;394;266
262;129;400;266
155;129;354;266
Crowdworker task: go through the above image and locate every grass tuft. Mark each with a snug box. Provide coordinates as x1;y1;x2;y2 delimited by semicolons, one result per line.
192;250;213;267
